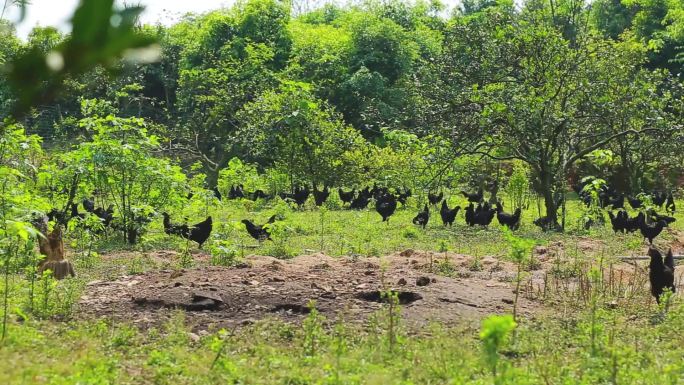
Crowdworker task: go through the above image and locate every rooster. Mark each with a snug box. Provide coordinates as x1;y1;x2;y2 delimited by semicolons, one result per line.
648;247;676;304
412;204;429;229
440;201;460;227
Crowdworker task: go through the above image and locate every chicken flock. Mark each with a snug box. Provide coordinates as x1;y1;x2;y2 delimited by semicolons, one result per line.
42;180;680;305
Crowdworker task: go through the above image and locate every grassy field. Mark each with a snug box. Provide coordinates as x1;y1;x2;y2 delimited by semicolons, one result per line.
1;196;683;384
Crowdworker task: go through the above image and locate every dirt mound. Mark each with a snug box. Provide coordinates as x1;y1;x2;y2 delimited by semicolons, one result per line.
79;251;542;332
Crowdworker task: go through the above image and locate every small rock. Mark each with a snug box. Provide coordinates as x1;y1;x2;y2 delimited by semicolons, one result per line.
431;278;437;283
242;280;260;286
86;280;103;286
606;300;618;309
397;278;407;286
534;246;547;255
416;276;431;286
355;283;367;289
270;277;285;282
311;282;332;292
173;282;183;287
188;332;200;343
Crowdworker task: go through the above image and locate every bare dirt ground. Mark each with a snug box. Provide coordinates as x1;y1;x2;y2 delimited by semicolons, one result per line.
79;250;542;332
78;230;684;332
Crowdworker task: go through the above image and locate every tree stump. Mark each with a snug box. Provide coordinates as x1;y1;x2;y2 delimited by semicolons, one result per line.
34;217;75;280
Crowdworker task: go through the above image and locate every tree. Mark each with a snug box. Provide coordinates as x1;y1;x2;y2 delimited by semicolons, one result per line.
64;110;187;244
236;81;366;186
444;1;675;226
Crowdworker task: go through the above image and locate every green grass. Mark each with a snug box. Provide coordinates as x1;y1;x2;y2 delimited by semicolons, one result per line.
2;300;684;384
0;196;682;384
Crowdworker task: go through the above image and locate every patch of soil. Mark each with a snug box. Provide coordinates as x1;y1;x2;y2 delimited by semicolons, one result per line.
79;251;542;331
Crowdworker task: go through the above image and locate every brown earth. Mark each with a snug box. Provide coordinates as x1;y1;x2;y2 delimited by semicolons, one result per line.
78;230;684;332
79;250;542;332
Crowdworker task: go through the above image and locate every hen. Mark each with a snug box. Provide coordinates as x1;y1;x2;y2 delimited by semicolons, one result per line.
627;195;642;210
665;193;676;213
163;213;213;248
242;215;277;241
495;202;521;230
639;216;667;244
473;202;496;227
440;201;460;227
338;188;355;206
375;193;397;222
648;246;676;304
412;204;430;229
461;187;484;203
428;191;443;206
608;210;628;233
313;185;330;207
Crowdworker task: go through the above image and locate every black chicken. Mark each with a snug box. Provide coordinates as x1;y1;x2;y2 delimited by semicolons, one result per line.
428;191;443;206
495;202;521;230
293;186;310;207
242;215;277;241
625;212;643;233
464;203;475;226
375;193;397;222
212;186;222;201
533;216;560;232
163;213;213;248
627;195;642;210
666;193;676;214
396;188;412;206
313;185;330;207
647;209;676;226
188;216;213;247
162;212;189;237
652;191;667;208
338;188;355;206
47;208;69;226
648;247;676;304
473;202;496;227
82;197;96;213
350;194;371;210
228;185;245;199
639;217;667;244
608;210;628;233
93;205;114;227
250;189;269;201
440;201;460;227
606;194;624;209
412;204;429;229
70;203;85;220
460;187;483;203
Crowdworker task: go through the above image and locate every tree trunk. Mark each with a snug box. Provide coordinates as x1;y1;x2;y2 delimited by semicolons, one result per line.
34;217;75;280
539;168;560;230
